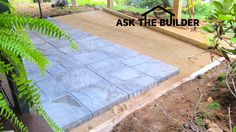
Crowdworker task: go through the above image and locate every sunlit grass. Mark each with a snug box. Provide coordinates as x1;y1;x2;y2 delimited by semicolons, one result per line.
76;0;106;7
113;5;147;14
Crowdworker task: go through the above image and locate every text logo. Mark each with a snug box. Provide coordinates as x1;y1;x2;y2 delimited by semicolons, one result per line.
116;5;200;27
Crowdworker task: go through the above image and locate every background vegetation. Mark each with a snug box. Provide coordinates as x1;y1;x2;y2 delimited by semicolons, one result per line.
10;0;213;20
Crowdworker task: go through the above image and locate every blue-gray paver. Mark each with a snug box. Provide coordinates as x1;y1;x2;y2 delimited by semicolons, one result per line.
134;60;179;81
87;58;157;96
36;67;104;100
122;54;152;67
59;46;81;55
42;95;92;129
47;38;72;48
79;38;113;51
65;28;94;41
46;61;68;77
25;19;180;130
48;53;83;70
24;60;51;82
37;42;61;55
73;50;109;65
71;80;128;117
100;44;139;61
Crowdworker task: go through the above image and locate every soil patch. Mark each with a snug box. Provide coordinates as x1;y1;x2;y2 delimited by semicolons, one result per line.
16;2;99;18
112;64;236;132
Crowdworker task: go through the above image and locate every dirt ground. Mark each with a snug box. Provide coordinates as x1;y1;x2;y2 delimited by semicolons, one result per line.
112;64;236;132
16;2;98;17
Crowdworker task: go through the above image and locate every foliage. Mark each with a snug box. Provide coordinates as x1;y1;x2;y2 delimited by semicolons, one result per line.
113;5;146;14
194;2;212;16
195;114;204;126
234;126;236;132
114;0;169;8
187;2;211;20
201;0;236;97
0;93;27;131
208;101;221;110
76;0;106;7
217;73;226;81
123;0;163;8
0;1;77;131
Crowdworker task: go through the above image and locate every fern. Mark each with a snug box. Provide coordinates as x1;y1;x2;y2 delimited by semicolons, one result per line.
13;75;63;132
0;93;28;132
0;3;78;131
0;121;3;131
0;61;13;75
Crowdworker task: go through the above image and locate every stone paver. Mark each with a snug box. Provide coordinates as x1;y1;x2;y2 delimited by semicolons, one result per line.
26;19;179;129
100;44;139;61
71;80;128;117
87;58;157;96
36;67;104;100
48;53;83;70
42;95;92;129
73;50;109;65
134;60;179;81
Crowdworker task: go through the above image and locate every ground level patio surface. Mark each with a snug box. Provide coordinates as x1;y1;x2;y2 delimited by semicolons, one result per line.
26;10;218;131
26;17;179;129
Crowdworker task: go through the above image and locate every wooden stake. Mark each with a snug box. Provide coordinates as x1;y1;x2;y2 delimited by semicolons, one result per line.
37;0;43;18
107;0;113;9
173;0;182;19
72;0;77;7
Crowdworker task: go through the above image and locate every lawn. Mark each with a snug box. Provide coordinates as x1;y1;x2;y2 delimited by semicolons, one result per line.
76;0;106;7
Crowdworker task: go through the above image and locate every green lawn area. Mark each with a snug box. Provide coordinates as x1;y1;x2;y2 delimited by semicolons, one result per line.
76;0;106;7
113;5;146;14
181;13;207;21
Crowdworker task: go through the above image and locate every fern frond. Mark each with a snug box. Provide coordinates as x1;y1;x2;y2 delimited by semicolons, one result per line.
0;120;3;131
12;75;63;132
0;9;77;131
0;29;49;75
0;61;14;75
37;105;63;132
0;48;27;78
0;13;78;49
0;93;28;132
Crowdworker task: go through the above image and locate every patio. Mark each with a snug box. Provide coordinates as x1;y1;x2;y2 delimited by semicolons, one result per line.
52;10;219;131
0;0;230;131
25;17;179;129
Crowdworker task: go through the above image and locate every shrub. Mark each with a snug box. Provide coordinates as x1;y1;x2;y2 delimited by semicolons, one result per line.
202;0;236;97
117;0;167;8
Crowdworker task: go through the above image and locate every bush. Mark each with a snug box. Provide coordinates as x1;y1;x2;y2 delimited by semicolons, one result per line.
116;0;168;8
195;2;212;16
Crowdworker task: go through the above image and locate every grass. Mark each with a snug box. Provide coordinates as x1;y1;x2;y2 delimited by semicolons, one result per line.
9;0;33;3
113;5;146;14
76;0;106;7
181;13;208;21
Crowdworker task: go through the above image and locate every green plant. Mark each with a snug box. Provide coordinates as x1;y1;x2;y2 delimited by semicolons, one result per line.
195;115;204;126
208;101;221;110
195;2;212;16
76;0;106;7
0;1;77;131
121;0;163;8
201;0;236;97
234;126;236;132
